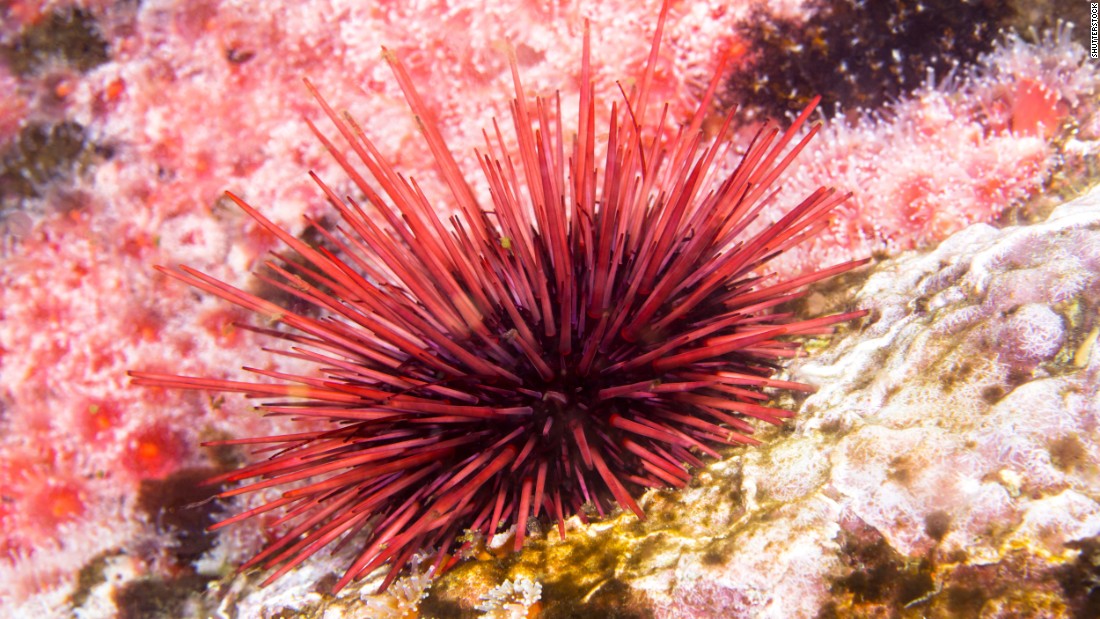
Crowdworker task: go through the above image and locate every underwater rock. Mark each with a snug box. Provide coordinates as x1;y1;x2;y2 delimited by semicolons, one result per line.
405;185;1100;618
49;133;1100;619
3;2;1098;617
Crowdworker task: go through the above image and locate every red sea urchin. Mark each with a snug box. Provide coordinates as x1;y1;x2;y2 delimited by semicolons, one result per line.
130;5;867;593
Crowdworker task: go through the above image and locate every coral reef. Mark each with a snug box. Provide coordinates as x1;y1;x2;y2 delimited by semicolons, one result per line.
0;0;1097;616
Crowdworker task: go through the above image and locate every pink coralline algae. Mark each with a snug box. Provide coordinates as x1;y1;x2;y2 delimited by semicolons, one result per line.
0;1;1097;616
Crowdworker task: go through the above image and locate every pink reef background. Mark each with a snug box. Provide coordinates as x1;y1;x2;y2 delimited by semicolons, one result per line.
0;0;1097;616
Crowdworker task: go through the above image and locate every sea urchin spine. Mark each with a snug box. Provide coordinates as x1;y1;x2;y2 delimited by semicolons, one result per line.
130;4;867;593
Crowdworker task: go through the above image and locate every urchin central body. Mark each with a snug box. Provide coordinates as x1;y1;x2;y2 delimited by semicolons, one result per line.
131;4;866;594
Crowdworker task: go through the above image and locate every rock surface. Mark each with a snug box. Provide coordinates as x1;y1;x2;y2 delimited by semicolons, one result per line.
402;185;1100;619
2;3;1098;617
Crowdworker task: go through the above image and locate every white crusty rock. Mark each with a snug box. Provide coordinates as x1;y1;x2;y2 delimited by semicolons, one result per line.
643;185;1100;618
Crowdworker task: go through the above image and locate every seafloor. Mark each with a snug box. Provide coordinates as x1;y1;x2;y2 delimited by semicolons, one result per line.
1;1;1099;617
